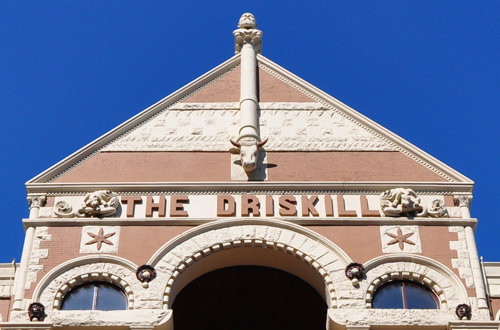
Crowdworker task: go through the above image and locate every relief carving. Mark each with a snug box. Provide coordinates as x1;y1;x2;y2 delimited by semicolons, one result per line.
54;190;119;218
380;188;426;217
230;137;267;173
380;189;448;218
427;199;448;218
28;302;46;321
54;201;74;218
102;105;395;152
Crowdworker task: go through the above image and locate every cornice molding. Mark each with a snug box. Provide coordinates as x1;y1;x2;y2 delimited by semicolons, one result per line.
25;181;474;195
22;217;478;230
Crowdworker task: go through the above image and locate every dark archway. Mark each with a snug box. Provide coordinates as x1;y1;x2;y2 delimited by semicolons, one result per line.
172;265;327;330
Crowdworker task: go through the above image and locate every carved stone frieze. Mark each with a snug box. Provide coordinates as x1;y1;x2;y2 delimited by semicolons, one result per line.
102;104;395;152
54;190;119;218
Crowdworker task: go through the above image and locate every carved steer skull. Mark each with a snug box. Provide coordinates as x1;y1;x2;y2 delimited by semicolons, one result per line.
230;138;268;172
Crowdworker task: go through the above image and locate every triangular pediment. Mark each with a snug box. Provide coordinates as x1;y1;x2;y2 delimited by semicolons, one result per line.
27;54;472;185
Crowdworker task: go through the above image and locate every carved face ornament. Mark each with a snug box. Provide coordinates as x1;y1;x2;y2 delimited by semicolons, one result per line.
88;194;102;208
238;13;257;29
230;138;268;172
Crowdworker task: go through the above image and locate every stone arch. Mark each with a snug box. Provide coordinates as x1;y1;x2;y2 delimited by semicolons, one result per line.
363;254;469;310
148;218;353;308
33;255;139;313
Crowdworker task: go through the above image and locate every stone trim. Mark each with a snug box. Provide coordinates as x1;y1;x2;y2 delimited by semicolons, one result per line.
26;227;51;290
162;237;338;307
26;181;474;196
23;218;478;229
148;218;353;308
449;226;474;288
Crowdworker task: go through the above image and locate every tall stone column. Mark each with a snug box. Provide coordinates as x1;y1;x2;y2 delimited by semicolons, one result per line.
233;13;262;142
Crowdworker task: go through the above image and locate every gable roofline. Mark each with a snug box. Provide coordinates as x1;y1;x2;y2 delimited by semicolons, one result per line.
27;54;241;184
26;53;472;186
256;54;472;184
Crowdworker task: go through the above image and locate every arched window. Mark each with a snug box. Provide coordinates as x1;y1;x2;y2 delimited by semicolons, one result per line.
372;280;439;309
61;281;127;311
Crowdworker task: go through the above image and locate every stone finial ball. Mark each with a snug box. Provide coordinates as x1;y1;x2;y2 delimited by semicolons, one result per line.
238;13;257;29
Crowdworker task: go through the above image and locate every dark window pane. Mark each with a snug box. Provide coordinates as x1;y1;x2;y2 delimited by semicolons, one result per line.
405;282;438;309
372;281;404;309
61;283;95;310
96;283;127;310
61;282;127;311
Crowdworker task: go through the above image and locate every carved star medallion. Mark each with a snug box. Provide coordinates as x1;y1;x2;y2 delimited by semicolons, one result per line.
385;227;415;251
85;228;115;251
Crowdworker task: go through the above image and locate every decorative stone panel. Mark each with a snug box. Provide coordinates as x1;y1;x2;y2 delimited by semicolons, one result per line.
103;103;395;152
380;226;421;253
79;226;120;254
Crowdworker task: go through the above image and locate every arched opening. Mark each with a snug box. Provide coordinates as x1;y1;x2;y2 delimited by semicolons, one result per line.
172;265;327;330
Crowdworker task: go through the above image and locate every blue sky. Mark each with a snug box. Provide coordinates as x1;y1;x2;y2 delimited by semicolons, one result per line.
0;1;499;262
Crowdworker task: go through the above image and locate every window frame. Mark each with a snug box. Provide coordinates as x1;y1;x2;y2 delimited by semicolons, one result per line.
61;281;128;311
372;280;440;310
